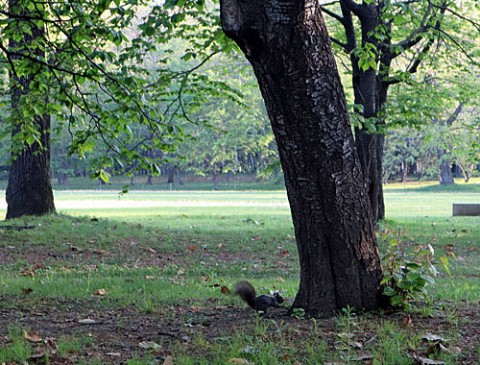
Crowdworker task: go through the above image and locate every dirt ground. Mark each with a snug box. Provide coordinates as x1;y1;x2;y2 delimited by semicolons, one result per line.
0;223;478;364
1;296;479;364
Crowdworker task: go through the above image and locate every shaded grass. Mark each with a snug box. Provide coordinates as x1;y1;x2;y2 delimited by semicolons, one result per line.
0;187;479;364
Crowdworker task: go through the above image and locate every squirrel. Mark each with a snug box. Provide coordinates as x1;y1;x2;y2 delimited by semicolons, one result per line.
234;281;284;312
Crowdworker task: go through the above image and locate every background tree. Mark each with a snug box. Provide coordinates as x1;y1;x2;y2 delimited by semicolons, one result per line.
4;0;55;218
322;0;480;220
0;0;238;216
220;0;383;314
384;58;480;183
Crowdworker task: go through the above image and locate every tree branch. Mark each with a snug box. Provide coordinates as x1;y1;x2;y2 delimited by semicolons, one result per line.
431;25;479;65
391;1;433;54
0;42;19;79
339;1;357;54
339;0;363;17
330;37;348;52
436;4;480;32
320;6;344;24
445;102;463;126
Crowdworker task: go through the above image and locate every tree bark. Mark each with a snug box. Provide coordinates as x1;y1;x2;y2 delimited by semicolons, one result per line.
6;117;56;219
6;0;56;219
221;0;383;314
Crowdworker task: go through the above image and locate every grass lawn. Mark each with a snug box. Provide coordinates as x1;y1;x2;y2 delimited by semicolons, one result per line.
0;182;479;364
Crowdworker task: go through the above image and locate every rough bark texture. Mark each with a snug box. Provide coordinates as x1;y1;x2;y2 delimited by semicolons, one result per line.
6;118;56;219
221;0;383;314
6;0;56;219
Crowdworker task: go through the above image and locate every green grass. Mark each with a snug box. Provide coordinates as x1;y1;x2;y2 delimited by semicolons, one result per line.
0;183;479;364
0;175;286;191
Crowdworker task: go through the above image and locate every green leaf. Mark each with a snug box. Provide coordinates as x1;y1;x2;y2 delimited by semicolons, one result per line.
144;26;155;37
383;286;397;297
390;295;404;306
26;135;36;146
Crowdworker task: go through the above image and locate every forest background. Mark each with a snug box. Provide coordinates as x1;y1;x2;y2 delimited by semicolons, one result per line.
1;0;479;193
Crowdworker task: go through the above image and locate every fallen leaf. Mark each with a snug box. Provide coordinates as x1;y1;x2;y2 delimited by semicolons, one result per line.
187;245;197;252
24;331;43;343
402;314;413;327
422;334;447;343
45;337;58;354
189;306;204;312
411;354;445;365
20;268;36;277
349;341;363;349
351;354;374;362
138;341;162;350
93;249;110;255
220;285;231;294
279;249;290;257
29;352;47;361
93;288;107;296
162;356;174;365
228;358;254;365
107;352;121;357
337;332;354;340
445;244;456;258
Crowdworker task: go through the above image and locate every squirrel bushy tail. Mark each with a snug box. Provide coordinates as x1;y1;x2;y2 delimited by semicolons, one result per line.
234;281;284;312
234;281;257;309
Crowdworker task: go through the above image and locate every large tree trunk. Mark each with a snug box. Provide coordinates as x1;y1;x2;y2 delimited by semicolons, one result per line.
221;0;383;314
6;0;56;219
6;117;56;219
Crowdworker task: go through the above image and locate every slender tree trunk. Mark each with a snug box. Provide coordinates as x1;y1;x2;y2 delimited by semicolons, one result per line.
438;157;454;185
435;103;462;186
457;163;470;183
344;2;386;222
176;168;183;185
6;0;55;219
221;0;383;314
354;128;385;221
146;174;153;185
